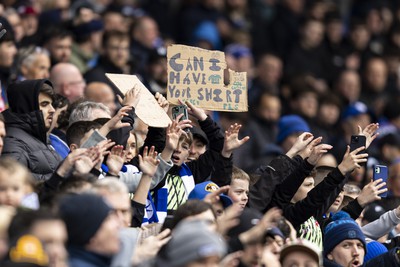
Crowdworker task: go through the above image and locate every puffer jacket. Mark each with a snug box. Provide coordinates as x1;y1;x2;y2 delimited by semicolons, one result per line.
2;79;61;180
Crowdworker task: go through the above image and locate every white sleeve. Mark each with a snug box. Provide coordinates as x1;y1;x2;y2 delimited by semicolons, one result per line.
362;209;400;240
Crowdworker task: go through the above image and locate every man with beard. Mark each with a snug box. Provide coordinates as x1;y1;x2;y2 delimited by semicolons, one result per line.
2;79;61;180
323;212;400;267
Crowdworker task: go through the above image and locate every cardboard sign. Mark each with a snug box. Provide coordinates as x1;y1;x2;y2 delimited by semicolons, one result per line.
167;45;247;112
106;73;171;127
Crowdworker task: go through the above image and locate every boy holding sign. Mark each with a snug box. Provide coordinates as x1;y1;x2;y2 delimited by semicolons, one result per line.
152;101;249;221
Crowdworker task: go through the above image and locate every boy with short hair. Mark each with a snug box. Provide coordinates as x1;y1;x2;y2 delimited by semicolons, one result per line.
228;166;250;209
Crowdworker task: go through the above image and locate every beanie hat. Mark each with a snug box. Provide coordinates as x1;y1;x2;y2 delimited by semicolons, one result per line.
193;21;221;50
188;181;233;208
364;241;388;262
59;193;112;246
277;115;310;144
157;220;226;267
72;19;104;37
323;211;366;257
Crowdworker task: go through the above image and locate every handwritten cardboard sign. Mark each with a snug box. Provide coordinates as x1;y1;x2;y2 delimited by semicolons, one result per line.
106;73;171;127
167;45;247;112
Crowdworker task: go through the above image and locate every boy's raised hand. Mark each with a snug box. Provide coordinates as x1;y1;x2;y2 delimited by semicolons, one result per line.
307;143;333;165
357;179;387;207
286;132;314;158
74;146;101;174
117;86;141;108
180;100;208;121
57;148;88;177
298;136;322;159
155;92;169;112
165;117;184;151
338;146;368;175
106;145;127;176
222;123;250;158
357;123;379;149
139;146;160;177
93;139;115;169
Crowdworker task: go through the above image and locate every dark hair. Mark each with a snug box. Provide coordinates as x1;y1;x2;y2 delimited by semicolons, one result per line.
0;113;4;123
40;82;55;100
52;94;69;109
378;133;400;149
66;120;102;146
167;200;215;231
0;17;15;44
8;208;61;245
59;173;98;193
41;26;73;46
319;92;342;108
383;98;400;120
102;30;129;48
290;86;318;101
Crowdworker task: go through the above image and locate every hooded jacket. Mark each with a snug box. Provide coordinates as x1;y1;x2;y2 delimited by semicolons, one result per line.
2;79;61;180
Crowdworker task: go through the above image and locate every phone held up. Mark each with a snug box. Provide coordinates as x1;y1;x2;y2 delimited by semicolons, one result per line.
350;135;366;152
172;105;189;121
373;165;388;198
172;105;190;132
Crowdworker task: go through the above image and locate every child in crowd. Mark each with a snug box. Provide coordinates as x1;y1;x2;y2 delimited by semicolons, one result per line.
0;157;34;208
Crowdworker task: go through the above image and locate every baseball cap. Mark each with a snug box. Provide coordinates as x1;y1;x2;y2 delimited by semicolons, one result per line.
188;181;232;208
280;239;322;266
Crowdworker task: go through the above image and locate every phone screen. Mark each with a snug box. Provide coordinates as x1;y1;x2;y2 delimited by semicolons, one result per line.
172;105;188;121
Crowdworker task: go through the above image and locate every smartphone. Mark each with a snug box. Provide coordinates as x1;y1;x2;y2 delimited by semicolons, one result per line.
373;165;388;198
172;105;188;121
350;135;366;153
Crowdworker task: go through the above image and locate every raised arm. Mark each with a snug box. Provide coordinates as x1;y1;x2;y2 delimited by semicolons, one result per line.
284;146;368;228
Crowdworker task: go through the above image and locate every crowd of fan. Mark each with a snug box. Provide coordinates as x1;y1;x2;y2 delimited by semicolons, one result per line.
1;0;400;267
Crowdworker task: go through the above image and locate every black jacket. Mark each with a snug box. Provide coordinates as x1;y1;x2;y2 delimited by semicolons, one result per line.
249;154;301;213
2;79;61;180
271;163;346;228
153;116;232;191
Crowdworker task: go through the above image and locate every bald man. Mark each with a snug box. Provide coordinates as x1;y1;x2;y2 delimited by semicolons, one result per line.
85;82;117;115
50;63;86;102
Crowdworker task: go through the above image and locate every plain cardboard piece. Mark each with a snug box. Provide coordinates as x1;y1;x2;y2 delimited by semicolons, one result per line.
106;73;171;127
167;44;248;112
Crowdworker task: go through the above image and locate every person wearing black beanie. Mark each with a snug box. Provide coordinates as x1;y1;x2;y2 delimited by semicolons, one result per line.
58;193;122;267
